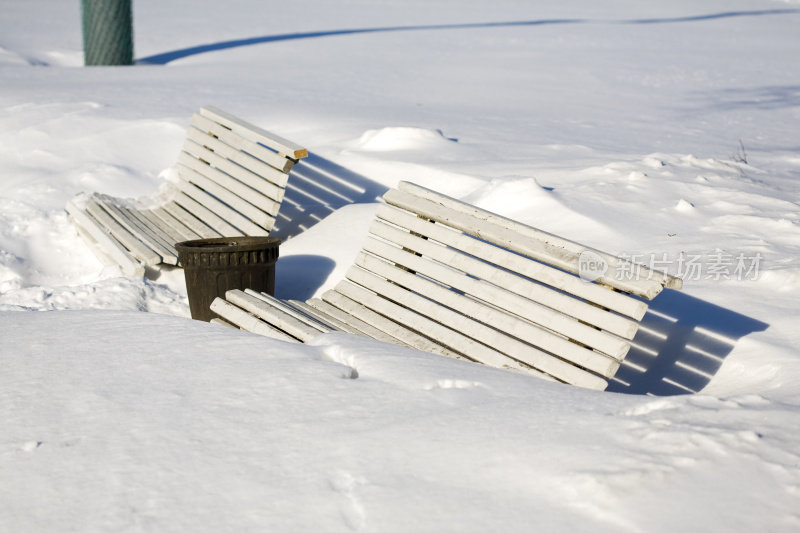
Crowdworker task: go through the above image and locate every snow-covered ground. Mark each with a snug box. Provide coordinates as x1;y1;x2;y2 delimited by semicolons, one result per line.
2;1;799;531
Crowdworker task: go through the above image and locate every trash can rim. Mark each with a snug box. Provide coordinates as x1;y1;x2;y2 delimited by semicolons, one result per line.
175;236;281;253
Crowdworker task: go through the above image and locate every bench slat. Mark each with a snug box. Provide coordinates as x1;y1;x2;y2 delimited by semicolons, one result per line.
177;153;277;228
210;298;300;342
284;299;351;333
115;209;179;265
332;279;573;384
93;196;179;265
396;181;683;292
141;207;198;243
72;223;144;276
372;220;640;340
66;200;145;275
339;269;608;388
185;126;289;200
172;174;265;236
150;206;204;241
225;290;323;342
366;221;638;343
374;204;647;321
385;185;672;300
122;207;185;262
360;236;629;361
210;317;238;329
304;297;411;344
84;199;162;265
321;288;473;362
182;138;284;215
190;113;295;175
199;106;308;160
352;253;622;378
95;194;177;251
242;290;334;334
162;199;222;239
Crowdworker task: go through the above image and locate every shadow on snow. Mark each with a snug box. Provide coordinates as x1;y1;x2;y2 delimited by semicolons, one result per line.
273;254;336;301
267;152;387;299
608;290;769;396
137;9;800;65
269;152;387;242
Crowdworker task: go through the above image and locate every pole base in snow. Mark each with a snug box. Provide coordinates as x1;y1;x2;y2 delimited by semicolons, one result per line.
82;0;134;66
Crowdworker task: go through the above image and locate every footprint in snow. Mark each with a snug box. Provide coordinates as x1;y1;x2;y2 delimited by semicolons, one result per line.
330;470;366;531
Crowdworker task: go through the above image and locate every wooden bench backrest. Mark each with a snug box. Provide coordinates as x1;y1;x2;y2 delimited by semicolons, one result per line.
171;106;308;237
314;181;681;390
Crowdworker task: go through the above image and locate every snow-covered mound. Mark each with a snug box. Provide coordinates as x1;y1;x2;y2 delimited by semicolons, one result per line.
353;127;458;151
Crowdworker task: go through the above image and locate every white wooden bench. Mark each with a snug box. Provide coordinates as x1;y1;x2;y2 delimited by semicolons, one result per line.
210;181;683;390
66;106;308;275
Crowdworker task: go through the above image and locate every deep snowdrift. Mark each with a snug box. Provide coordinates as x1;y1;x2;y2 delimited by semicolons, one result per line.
1;1;799;531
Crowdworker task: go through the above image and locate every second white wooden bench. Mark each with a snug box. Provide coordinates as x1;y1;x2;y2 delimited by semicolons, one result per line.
211;181;683;390
66;106;308;275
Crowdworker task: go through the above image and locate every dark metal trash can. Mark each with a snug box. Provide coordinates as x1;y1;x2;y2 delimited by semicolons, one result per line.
175;236;280;322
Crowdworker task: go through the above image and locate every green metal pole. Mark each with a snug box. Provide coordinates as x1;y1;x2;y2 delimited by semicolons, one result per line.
81;0;134;66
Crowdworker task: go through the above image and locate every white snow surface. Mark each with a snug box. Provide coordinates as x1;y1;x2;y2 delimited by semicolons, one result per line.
1;0;799;531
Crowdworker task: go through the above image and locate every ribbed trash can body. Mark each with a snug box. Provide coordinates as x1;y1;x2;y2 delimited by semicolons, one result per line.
175;237;280;322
